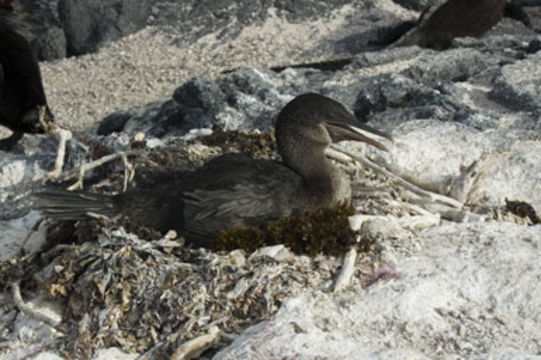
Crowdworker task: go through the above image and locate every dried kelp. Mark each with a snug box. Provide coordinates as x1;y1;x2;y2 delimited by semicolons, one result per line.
30;227;339;357
197;129;278;161
505;199;540;225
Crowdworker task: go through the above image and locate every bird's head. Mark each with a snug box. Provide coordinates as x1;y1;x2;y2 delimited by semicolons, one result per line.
275;93;392;166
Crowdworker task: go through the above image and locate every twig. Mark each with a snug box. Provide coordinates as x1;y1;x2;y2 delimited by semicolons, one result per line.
38;106;73;180
10;282;66;334
121;151;135;191
328;144;463;208
333;248;357;292
384;199;435;217
62;151;136;191
86;211;112;221
385;200;441;229
40;244;79;260
170;326;221;360
46;127;73;180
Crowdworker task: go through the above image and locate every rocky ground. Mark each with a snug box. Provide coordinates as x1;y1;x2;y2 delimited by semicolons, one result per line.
1;0;541;359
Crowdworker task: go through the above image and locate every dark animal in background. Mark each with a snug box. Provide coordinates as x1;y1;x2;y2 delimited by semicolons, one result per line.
0;0;54;150
391;0;533;50
35;93;392;247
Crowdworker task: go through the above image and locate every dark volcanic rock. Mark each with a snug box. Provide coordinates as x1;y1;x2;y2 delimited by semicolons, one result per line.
99;69;313;137
521;4;541;31
12;0;152;59
489;50;541;114
17;0;67;60
401;49;495;86
58;0;153;56
97;30;538;138
31;25;67;60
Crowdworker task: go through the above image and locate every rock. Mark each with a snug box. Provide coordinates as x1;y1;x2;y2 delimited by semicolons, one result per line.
521;5;541;32
31;25;67;61
214;222;541;359
17;0;67;61
58;0;153;56
6;0;151;60
400;48;496;87
0;211;47;262
468;141;541;212
92;348;137;360
15;0;541;62
17;0;406;60
489;50;541;113
30;352;64;360
99;70;297;137
12;294;63;344
0;135;88;220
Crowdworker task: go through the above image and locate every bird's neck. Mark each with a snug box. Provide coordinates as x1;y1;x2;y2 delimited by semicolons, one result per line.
296;156;352;208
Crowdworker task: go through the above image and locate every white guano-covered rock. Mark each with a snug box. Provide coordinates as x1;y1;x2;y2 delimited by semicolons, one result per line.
215;222;541;359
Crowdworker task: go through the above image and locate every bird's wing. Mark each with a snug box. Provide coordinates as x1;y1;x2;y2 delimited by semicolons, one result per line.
182;182;293;243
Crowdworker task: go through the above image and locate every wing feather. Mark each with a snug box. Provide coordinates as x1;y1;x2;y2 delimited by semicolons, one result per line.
182;181;296;243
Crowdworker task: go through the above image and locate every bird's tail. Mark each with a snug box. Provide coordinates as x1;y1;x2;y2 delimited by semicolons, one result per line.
34;188;117;220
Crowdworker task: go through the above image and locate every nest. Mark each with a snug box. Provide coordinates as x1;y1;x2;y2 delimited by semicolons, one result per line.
2;130;392;358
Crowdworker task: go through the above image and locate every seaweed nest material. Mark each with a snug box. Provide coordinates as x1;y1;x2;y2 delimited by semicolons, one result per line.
2;226;342;358
197;129;278;160
216;203;368;256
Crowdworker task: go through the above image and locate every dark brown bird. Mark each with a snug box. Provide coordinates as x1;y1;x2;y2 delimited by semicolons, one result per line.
393;0;508;50
0;0;54;150
35;93;392;247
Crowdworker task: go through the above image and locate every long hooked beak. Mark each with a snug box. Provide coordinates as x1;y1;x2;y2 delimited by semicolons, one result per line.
323;110;393;152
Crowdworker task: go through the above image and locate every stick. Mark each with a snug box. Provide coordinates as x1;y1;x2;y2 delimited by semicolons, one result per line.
46;127;73;180
333;248;357;292
37;106;73;180
11;282;66;334
170;327;220;360
38;105;135;189
121;151;135;191
62;151;136;191
328;144;463;208
40;244;79;260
